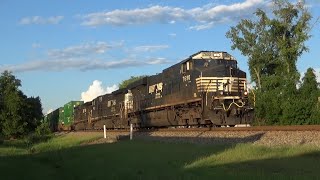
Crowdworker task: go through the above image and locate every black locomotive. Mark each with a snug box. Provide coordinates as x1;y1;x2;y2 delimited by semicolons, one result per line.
72;51;253;130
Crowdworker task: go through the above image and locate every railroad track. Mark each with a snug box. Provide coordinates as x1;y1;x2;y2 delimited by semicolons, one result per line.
77;125;320;133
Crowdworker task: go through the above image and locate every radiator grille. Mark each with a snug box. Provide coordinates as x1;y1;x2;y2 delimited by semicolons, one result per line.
196;77;247;93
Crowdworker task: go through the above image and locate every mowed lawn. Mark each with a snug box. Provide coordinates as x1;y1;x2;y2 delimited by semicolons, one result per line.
0;133;320;180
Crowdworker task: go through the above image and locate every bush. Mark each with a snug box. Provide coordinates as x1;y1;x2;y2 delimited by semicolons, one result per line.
35;123;51;136
26;133;52;145
0;135;3;145
23;123;52;146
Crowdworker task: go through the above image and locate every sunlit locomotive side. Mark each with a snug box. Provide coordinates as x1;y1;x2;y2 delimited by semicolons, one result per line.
73;51;253;130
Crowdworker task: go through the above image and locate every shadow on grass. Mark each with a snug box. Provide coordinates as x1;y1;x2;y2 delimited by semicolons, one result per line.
1;130;320;180
0;138;320;180
0;134;53;149
0;139;227;180
185;149;320;179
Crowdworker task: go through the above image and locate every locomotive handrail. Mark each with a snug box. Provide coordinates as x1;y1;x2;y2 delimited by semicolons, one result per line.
143;98;202;111
221;101;245;111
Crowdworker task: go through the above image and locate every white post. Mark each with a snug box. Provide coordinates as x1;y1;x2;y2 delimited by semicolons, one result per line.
104;125;106;139
130;124;133;140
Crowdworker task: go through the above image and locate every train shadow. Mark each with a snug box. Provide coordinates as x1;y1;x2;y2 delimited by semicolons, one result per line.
116;129;265;145
183;149;320;179
1;133;320;180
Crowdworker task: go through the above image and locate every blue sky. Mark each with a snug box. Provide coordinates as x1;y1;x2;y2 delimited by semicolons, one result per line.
0;0;319;114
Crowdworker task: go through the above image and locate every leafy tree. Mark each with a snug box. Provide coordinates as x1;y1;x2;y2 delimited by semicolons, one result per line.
0;71;43;138
0;71;26;137
226;0;311;125
300;68;318;96
227;0;311;90
300;68;320;124
35;122;51;136
278;68;320;125
118;75;146;89
23;96;43;133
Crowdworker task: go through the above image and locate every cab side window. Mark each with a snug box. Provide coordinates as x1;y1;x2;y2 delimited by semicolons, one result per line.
180;61;192;74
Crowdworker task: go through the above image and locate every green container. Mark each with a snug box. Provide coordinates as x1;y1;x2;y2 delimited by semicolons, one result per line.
43;108;60;132
51;109;60;132
59;107;64;124
63;101;84;126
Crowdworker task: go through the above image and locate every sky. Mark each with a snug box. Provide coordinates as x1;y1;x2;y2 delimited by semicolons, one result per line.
0;0;319;114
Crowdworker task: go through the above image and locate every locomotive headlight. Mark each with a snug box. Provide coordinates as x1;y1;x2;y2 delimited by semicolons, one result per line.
220;91;224;95
244;91;248;96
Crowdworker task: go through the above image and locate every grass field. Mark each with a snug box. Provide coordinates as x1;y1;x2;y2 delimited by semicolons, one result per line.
0;132;319;180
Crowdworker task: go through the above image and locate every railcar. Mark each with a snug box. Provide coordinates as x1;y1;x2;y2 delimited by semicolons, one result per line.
73;101;92;130
43;108;59;132
128;51;252;128
73;51;253;130
44;101;84;131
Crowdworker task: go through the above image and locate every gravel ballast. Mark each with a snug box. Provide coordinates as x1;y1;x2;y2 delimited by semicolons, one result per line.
94;130;320;147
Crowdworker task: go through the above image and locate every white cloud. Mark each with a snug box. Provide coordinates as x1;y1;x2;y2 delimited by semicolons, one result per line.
46;109;54;115
19;16;64;25
0;41;171;73
81;80;118;102
0;57;170;73
168;33;177;37
81;57;170;71
47;41;121;59
32;43;41;49
189;22;215;31
81;6;190;26
132;45;169;52
0;59;86;72
81;0;267;30
147;58;170;65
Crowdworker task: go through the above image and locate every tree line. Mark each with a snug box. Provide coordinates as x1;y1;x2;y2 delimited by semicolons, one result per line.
227;0;320;125
0;71;44;138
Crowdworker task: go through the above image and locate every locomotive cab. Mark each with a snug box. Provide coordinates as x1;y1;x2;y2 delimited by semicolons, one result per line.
188;51;253;126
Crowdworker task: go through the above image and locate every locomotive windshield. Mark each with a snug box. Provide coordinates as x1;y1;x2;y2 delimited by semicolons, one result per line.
189;58;238;77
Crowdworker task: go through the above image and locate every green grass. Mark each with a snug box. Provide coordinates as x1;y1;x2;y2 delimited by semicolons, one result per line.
0;132;102;156
0;133;320;180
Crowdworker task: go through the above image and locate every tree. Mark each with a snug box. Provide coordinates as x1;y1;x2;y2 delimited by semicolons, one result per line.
0;71;43;138
227;0;311;90
226;0;312;124
22;96;43;133
300;68;318;96
0;71;26;137
300;68;320;124
118;75;146;89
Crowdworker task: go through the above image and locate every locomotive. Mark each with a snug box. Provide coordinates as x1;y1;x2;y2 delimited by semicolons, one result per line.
71;51;254;130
